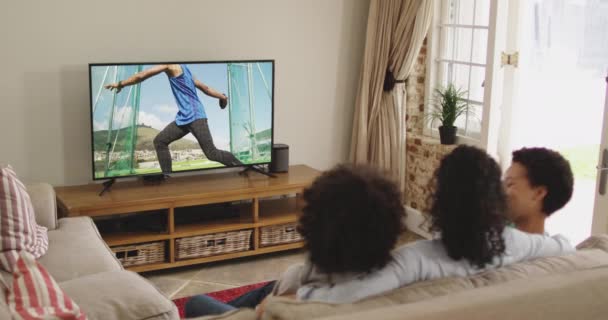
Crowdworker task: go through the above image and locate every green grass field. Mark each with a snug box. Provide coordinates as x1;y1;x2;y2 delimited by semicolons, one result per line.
95;156;271;179
559;145;600;180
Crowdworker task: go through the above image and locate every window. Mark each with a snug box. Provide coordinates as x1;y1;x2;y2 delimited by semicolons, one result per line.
426;0;492;140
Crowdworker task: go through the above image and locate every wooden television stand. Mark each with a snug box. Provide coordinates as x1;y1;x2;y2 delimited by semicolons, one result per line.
55;165;320;273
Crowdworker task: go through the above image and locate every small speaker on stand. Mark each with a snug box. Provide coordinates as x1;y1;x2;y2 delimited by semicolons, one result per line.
270;143;289;173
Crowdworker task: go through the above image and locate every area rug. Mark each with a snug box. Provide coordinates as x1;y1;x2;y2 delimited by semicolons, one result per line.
173;281;270;319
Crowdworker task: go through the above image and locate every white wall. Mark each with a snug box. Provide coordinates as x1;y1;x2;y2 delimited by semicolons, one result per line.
0;0;369;186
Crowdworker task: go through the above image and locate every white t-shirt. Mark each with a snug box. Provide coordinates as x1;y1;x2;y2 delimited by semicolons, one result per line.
295;227;574;303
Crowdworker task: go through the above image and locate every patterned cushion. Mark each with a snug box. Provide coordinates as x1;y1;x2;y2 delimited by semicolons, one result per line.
4;252;86;319
0;165;48;272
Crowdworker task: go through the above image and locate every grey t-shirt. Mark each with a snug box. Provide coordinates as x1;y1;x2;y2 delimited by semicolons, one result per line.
279;227;573;303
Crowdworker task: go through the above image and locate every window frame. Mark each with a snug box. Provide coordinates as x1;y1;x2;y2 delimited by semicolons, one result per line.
424;0;492;146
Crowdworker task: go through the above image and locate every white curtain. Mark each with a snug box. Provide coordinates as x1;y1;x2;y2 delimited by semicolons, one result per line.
350;0;433;194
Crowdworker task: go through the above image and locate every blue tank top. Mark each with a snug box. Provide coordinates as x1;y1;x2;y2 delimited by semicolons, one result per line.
168;64;207;125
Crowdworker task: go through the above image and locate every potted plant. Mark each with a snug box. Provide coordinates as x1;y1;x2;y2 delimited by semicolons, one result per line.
426;83;471;145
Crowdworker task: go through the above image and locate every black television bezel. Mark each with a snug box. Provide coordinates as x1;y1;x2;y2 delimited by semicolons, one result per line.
88;59;275;181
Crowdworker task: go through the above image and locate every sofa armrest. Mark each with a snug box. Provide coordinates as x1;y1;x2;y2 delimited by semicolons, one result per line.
60;270;179;320
26;183;58;230
576;234;608;251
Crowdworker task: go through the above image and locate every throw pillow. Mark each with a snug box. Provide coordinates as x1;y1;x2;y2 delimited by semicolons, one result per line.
0;165;49;272
4;252;86;320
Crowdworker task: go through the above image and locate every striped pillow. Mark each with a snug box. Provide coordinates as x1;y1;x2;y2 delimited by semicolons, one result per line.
5;252;86;320
0;165;49;272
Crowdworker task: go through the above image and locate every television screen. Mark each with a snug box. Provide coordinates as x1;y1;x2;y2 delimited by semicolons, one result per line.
89;60;274;180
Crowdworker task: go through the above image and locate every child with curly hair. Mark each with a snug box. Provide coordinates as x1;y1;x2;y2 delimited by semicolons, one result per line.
185;164;406;317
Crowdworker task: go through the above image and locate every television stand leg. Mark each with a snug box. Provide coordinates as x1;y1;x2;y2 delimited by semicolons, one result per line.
239;165;277;178
99;178;116;197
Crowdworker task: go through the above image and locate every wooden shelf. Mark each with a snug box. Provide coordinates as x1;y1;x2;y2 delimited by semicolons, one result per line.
173;219;254;238
55;165;320;272
174;202;254;238
258;197;302;227
104;232;170;247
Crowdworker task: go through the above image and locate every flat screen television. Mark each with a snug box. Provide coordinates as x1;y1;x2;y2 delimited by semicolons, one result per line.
89;60;274;180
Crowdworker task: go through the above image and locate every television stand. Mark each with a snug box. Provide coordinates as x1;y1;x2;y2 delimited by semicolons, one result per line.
55;165;320;273
98;178;116;197
239;165;277;178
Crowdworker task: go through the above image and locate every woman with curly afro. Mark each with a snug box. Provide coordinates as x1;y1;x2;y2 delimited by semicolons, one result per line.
185;164;406;317
295;145;574;303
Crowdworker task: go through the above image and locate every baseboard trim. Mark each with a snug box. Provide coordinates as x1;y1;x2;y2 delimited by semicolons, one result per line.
403;206;432;239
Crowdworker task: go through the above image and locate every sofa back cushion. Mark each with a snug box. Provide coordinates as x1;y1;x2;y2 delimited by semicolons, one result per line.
262;276;473;320
262;237;608;320
315;266;608;320
467;248;608;286
0;165;49;272
26;183;58;230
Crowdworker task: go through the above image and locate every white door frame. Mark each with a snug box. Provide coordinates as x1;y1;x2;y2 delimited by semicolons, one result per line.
592;76;608;235
480;0;508;160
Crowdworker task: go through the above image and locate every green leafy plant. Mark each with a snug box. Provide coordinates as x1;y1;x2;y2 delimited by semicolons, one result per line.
426;83;471;127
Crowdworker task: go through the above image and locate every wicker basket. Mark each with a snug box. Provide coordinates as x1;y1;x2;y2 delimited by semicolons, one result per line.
260;223;303;247
112;241;166;267
175;229;253;260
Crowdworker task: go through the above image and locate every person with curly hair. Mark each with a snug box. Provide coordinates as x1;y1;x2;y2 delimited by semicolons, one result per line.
504;147;574;234
294;145;574;303
184;164;405;317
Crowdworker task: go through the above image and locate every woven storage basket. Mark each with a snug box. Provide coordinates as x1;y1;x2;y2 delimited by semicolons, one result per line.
176;229;253;260
260;223;303;247
112;241;166;267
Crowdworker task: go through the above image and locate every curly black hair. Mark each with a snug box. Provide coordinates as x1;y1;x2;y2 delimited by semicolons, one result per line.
512;147;574;216
429;145;507;269
297;164;405;275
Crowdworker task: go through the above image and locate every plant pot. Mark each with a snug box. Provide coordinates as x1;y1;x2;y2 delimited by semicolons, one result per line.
438;126;457;145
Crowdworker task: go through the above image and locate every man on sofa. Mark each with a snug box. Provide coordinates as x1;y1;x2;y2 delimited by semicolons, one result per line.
503;147;574;235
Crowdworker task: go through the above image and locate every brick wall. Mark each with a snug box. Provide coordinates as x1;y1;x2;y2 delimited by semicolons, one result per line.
404;40;456;212
405;136;455;211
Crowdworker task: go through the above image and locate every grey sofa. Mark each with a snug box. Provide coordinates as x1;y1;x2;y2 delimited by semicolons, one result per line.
0;183;179;320
193;235;608;320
